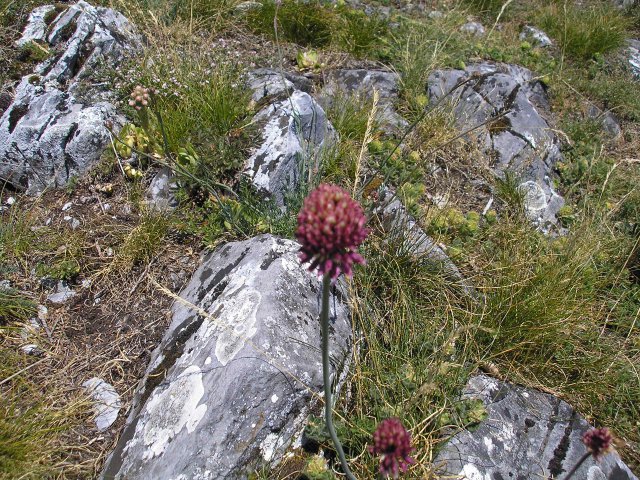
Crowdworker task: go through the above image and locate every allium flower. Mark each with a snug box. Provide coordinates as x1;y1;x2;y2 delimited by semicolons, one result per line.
296;184;368;279
128;85;152;111
583;427;613;459
369;418;415;478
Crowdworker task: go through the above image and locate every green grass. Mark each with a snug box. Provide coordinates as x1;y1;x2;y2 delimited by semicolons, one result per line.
245;0;388;57
537;2;630;60
108;211;171;272
0;344;90;479
0;288;36;325
116;42;252;194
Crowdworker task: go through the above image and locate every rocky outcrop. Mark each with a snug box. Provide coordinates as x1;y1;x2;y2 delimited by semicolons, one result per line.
101;235;352;479
244;88;335;207
319;69;408;133
627;39;640;78
520;26;553;48
427;62;564;227
0;1;140;193
435;375;638;480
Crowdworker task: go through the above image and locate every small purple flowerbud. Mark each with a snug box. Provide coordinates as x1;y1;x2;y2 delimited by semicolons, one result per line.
369;418;415;479
296;184;368;279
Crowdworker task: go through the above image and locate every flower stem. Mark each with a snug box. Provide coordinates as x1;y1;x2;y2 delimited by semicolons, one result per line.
563;452;590;480
321;274;356;480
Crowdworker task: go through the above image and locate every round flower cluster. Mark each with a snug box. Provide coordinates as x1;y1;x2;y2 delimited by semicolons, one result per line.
369;418;415;478
296;184;368;279
582;427;613;459
128;85;152;111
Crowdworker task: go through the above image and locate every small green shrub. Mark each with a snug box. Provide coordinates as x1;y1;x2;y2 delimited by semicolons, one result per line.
246;0;334;47
335;5;389;58
120;48;252;191
537;3;630;60
17;40;50;63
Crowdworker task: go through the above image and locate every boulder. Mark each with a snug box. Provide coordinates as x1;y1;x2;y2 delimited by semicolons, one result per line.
435;375;638;480
319;69;408;133
427;62;564;227
519;26;553;48
244;90;335;207
0;1;140;193
101;234;352;479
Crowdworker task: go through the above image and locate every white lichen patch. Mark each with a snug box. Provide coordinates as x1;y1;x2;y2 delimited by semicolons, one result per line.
214;287;261;366
519;181;548;213
483;436;495;455
271;394;278;403
460;463;490;480
587;466;607;480
140;365;208;460
260;432;286;462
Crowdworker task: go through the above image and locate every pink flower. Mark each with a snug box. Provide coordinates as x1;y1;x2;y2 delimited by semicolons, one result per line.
129;85;151;111
369;418;415;478
296;184;368;279
583;427;613;459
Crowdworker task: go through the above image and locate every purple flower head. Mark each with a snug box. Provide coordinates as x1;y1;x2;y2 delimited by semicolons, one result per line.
369;417;415;479
583;427;613;459
296;184;368;279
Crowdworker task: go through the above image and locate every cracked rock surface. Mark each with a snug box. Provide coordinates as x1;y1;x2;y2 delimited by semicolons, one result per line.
435;375;638;480
101;234;352;480
0;1;140;193
244;87;335;207
318;69;408;133
427;62;564;227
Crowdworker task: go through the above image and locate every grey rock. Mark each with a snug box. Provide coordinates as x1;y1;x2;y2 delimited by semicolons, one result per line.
21;344;44;356
428;10;444;18
244;91;335;206
145;167;178;212
520;25;553;48
15;5;57;47
319;69;408;133
247;69;313;103
246;69;295;103
83;377;122;432
588;105;622;139
46;281;76;304
376;187;468;287
427;62;564;227
435;375;638;480
460;21;485;37
627;39;640;78
0;1;141;193
101;234;352;480
63;215;81;230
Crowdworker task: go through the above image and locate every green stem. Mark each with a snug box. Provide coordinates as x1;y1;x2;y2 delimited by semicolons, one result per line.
321;274;357;480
